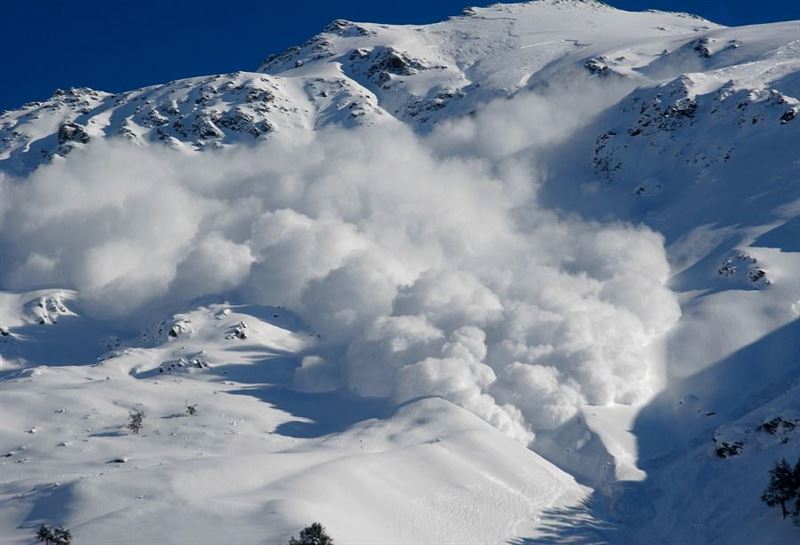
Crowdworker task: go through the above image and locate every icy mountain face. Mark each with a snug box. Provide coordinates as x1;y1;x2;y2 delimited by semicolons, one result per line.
2;1;800;544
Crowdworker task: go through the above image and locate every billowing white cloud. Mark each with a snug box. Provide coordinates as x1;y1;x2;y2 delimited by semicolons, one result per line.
0;85;680;443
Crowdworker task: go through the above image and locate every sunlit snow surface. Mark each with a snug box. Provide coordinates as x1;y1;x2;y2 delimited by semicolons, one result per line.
2;1;800;543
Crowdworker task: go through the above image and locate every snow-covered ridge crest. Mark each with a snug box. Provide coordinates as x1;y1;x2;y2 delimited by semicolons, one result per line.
526;0;615;9
1;0;729;176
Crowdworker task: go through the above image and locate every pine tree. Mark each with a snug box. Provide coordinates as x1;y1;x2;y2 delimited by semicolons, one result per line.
761;458;799;519
35;525;71;545
793;458;800;517
287;522;334;545
127;409;145;434
52;526;72;545
36;525;54;545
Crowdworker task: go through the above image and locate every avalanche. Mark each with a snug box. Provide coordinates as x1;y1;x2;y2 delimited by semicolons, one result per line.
2;1;800;544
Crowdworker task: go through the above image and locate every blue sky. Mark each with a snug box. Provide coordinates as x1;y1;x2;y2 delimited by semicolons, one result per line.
3;0;799;111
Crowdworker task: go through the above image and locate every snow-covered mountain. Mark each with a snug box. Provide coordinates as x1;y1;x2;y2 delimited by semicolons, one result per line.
2;1;799;544
0;0;726;175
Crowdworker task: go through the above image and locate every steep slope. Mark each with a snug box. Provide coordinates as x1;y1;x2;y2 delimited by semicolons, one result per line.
1;0;721;176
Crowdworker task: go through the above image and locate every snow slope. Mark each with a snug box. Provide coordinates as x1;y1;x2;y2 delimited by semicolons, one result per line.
2;1;800;543
1;298;585;545
1;0;722;176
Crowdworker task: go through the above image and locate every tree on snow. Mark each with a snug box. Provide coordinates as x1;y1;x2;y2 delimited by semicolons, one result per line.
35;524;72;545
761;458;800;519
127;409;145;434
287;522;334;545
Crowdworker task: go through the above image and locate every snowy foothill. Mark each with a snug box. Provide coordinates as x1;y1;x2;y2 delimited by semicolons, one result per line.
2;1;800;543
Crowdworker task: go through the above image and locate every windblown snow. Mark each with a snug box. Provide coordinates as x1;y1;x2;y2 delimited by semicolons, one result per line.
1;1;799;544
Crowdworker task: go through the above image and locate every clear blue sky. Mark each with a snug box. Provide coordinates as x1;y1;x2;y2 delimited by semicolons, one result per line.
3;0;799;111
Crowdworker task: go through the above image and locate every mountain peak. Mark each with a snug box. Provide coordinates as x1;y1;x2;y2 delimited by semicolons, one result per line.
531;0;613;8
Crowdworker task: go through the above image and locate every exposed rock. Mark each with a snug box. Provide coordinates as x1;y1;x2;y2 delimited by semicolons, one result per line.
57;122;90;145
584;56;617;78
192;113;224;140
217;108;273;137
324;19;374;37
28;294;70;325
107;456;130;463
758;416;798;443
159;351;210;373
713;439;744;458
141;317;193;344
693;37;712;58
352;46;441;88
225;321;248;340
718;252;771;288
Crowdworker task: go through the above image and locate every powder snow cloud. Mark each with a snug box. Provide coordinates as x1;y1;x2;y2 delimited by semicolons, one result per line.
0;85;680;443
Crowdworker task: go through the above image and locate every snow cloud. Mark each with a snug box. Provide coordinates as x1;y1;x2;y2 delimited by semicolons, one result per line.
0;86;680;443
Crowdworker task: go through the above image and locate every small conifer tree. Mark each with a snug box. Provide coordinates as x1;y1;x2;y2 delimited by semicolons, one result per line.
36;524;71;545
127;409;145;434
287;522;334;545
36;525;54;545
761;458;800;519
794;458;800;517
53;526;72;545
